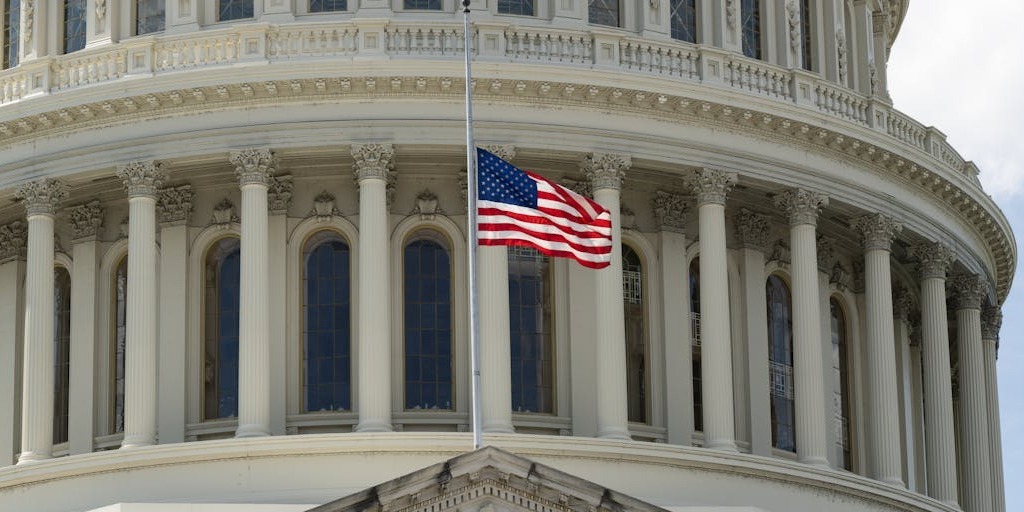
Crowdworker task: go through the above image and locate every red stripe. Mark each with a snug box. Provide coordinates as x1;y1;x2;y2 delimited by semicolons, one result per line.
479;207;612;240
480;239;611;269
478;222;612;254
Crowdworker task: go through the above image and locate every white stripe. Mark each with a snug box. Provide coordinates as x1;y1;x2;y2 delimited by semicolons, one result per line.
479;211;613;249
478;200;612;237
535;179;602;219
479;230;611;263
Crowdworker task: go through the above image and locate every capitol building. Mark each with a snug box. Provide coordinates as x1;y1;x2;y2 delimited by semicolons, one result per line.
0;0;1012;511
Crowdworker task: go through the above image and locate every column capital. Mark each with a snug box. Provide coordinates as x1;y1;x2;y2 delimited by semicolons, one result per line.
230;148;277;186
733;208;770;251
352;143;395;182
581;152;631;192
911;242;956;280
16;178;68;217
652;191;687;233
67;200;105;241
817;235;837;273
268;175;293;214
686;168;736;205
851;214;902;251
157;185;194;226
981;305;1002;341
949;273;986;311
117;161;167;198
773;188;828;226
482;144;516;162
0;220;27;263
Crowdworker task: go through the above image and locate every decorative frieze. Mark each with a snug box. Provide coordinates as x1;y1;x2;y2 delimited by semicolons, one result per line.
911;242;956;280
268;174;293;214
352;144;395;182
67;200;105;241
651;191;687;233
157;185;194;226
851;214;902;251
685;168;736;206
310;191;340;221
581;153;631;192
230;148;277;186
733;208;770;251
980;305;1002;341
0;221;27;262
949;274;986;311
117;161;167;198
16;178;69;216
773;188;828;226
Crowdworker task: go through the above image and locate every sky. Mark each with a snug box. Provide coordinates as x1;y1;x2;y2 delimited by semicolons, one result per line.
885;0;1024;509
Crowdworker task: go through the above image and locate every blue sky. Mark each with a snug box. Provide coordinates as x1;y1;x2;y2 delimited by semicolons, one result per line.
886;0;1023;508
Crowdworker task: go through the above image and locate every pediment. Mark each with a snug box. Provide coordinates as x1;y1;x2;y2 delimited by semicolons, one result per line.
309;446;670;512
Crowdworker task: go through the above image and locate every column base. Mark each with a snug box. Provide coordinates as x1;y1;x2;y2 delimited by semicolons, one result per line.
354;420;394;433
798;455;831;468
705;438;739;453
235;424;271;438
16;451;50;464
121;435;155;449
596;427;631;441
880;477;907;488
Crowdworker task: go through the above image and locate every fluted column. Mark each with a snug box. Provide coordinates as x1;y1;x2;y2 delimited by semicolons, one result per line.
15;179;67;463
352;144;394;433
851;213;903;485
734;208;770;456
910;242;958;506
951;274;991;512
774;189;829;465
230;149;275;438
0;222;27;466
686;168;737;452
981;306;1005;512
67;201;105;455
582;152;632;440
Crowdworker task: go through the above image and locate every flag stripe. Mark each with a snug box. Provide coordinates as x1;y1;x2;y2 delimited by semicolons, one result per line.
479;202;612;238
478;220;613;254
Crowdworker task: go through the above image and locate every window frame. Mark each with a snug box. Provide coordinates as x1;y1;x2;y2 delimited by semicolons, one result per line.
622;242;651;425
53;262;72;447
766;273;796;453
62;0;88;54
204;0;260;25
3;0;20;69
508;245;556;415
133;0;166;36
201;235;242;422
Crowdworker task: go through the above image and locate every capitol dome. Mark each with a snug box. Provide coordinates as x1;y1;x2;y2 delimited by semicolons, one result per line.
0;1;1012;511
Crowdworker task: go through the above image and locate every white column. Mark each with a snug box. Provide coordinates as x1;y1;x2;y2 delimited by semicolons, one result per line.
0;222;27;466
117;161;166;448
981;306;1005;512
851;213;903;486
67;201;105;455
774;189;829;466
229;149;276;438
733;208;770;456
582;153;632;440
156;186;193;445
951;274;992;512
655;192;693;446
15;179;68;463
268;177;291;436
910;242;958;506
686;168;737;452
352;144;394;433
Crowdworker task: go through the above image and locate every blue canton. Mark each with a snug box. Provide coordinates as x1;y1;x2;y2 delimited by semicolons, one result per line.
477;148;538;208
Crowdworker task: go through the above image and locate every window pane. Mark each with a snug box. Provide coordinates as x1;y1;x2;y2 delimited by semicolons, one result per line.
310;0;347;11
588;0;619;27
403;0;442;9
4;0;20;69
670;0;696;43
112;257;128;433
53;267;71;444
203;238;241;420
831;299;852;470
689;258;702;431
741;0;761;59
64;0;87;54
137;0;166;35
623;245;647;423
404;235;453;410
508;246;554;414
800;0;813;71
219;0;254;21
302;232;351;412
498;0;534;16
766;275;795;452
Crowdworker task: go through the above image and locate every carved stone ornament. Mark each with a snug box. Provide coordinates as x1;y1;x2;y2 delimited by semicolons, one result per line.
23;1;33;46
909;316;922;347
726;0;737;29
96;0;106;24
850;214;902;251
686;168;736;206
830;261;852;290
482;144;515;162
911;242;956;280
117;160;167;198
211;198;239;226
157;184;194;226
949;273;986;311
67;200;105;241
230;148;277;186
733;208;770;251
620;205;637;230
0;221;27;262
352;143;395;182
15;178;69;216
816;235;836;272
310;191;340;221
980;305;1002;341
851;260;865;293
414;189;441;220
560;178;591;199
268;174;293;214
869;60;880;95
651;191;686;233
836;27;848;84
770;239;791;265
773;188;828;226
892;284;914;320
118;216;129;239
785;0;800;52
457;171;468;204
581;153;631;192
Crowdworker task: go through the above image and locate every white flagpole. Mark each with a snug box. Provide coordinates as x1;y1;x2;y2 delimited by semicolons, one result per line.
462;0;483;450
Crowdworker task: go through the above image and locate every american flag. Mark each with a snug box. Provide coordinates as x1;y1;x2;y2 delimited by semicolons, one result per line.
476;148;612;269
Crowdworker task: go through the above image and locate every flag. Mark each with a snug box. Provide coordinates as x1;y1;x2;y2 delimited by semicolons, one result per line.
476;148;613;269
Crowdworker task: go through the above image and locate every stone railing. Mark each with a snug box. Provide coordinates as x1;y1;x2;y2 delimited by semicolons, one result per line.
0;20;974;186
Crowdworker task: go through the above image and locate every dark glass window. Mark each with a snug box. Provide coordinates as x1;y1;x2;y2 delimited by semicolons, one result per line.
112;256;127;434
219;0;254;21
800;0;813;71
831;298;853;470
302;231;352;412
404;234;453;410
623;245;647;424
53;267;71;445
4;0;19;69
203;238;241;420
137;0;165;35
310;0;347;11
403;0;442;10
741;0;761;59
689;257;702;432
588;0;620;27
767;275;795;452
64;0;87;54
670;0;697;43
508;247;553;414
498;0;534;16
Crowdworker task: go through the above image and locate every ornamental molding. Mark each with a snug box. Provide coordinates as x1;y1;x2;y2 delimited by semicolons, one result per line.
230;148;277;186
651;191;687;233
685;168;736;205
948;273;986;311
157;184;194;225
981;305;1002;341
581;153;631;192
773;188;828;226
850;214;902;252
67;200;105;241
15;178;68;216
910;242;955;280
268;174;293;214
310;190;341;221
0;220;27;262
733;208;770;251
117;160;167;198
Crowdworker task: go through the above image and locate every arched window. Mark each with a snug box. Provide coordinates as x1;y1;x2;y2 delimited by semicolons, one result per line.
508;246;553;414
800;0;813;71
302;231;352;412
588;0;620;28
623;245;648;424
136;0;166;35
53;267;71;445
403;233;453;410
498;0;534;16
741;0;761;59
219;0;254;21
689;257;702;432
3;0;19;69
111;256;127;434
766;275;795;452
670;0;697;43
203;237;241;420
831;298;853;470
64;0;87;54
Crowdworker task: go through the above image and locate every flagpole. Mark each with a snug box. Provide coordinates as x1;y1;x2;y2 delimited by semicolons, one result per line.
462;0;483;451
